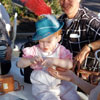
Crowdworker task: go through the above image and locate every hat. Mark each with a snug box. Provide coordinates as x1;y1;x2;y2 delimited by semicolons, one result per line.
32;16;64;40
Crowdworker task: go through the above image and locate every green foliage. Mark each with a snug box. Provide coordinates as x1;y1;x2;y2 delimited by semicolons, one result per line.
44;0;62;15
1;0;62;21
1;0;13;16
1;0;36;21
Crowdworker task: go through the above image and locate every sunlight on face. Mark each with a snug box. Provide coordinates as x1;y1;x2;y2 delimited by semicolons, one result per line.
39;32;61;53
59;0;80;18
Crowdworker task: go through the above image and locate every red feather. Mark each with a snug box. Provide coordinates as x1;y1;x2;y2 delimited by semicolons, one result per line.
20;0;51;16
20;0;26;2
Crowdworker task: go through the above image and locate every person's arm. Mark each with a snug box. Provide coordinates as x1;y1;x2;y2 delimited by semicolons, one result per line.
17;57;32;68
73;40;100;70
42;45;73;69
97;93;100;100
17;56;43;68
87;40;100;51
53;58;73;69
42;57;73;69
73;73;96;94
48;67;96;94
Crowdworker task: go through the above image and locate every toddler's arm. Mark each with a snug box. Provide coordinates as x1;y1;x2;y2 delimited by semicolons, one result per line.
17;57;32;68
17;46;43;68
17;56;43;69
42;57;73;70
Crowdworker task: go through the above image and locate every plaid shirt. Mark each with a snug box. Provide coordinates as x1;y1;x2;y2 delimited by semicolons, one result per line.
59;5;100;72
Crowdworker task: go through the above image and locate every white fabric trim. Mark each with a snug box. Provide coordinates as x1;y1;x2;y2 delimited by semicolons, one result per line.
36;26;58;32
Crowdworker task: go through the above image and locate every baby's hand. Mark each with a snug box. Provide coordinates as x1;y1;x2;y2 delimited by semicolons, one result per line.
30;56;43;65
42;57;54;67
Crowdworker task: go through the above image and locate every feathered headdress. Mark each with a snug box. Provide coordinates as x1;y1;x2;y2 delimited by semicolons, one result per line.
20;0;60;28
20;0;51;16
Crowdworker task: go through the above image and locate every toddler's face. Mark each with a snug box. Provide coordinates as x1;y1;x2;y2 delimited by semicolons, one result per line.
39;32;61;53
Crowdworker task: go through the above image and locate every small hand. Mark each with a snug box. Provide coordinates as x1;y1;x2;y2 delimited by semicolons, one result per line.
42;57;54;67
30;56;43;65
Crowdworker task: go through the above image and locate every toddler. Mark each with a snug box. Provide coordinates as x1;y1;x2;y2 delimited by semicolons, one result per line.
17;16;80;100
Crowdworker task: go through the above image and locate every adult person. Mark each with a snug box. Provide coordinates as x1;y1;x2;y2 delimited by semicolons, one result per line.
74;40;100;85
47;40;100;100
48;68;100;100
0;3;12;75
73;40;100;70
58;0;100;81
